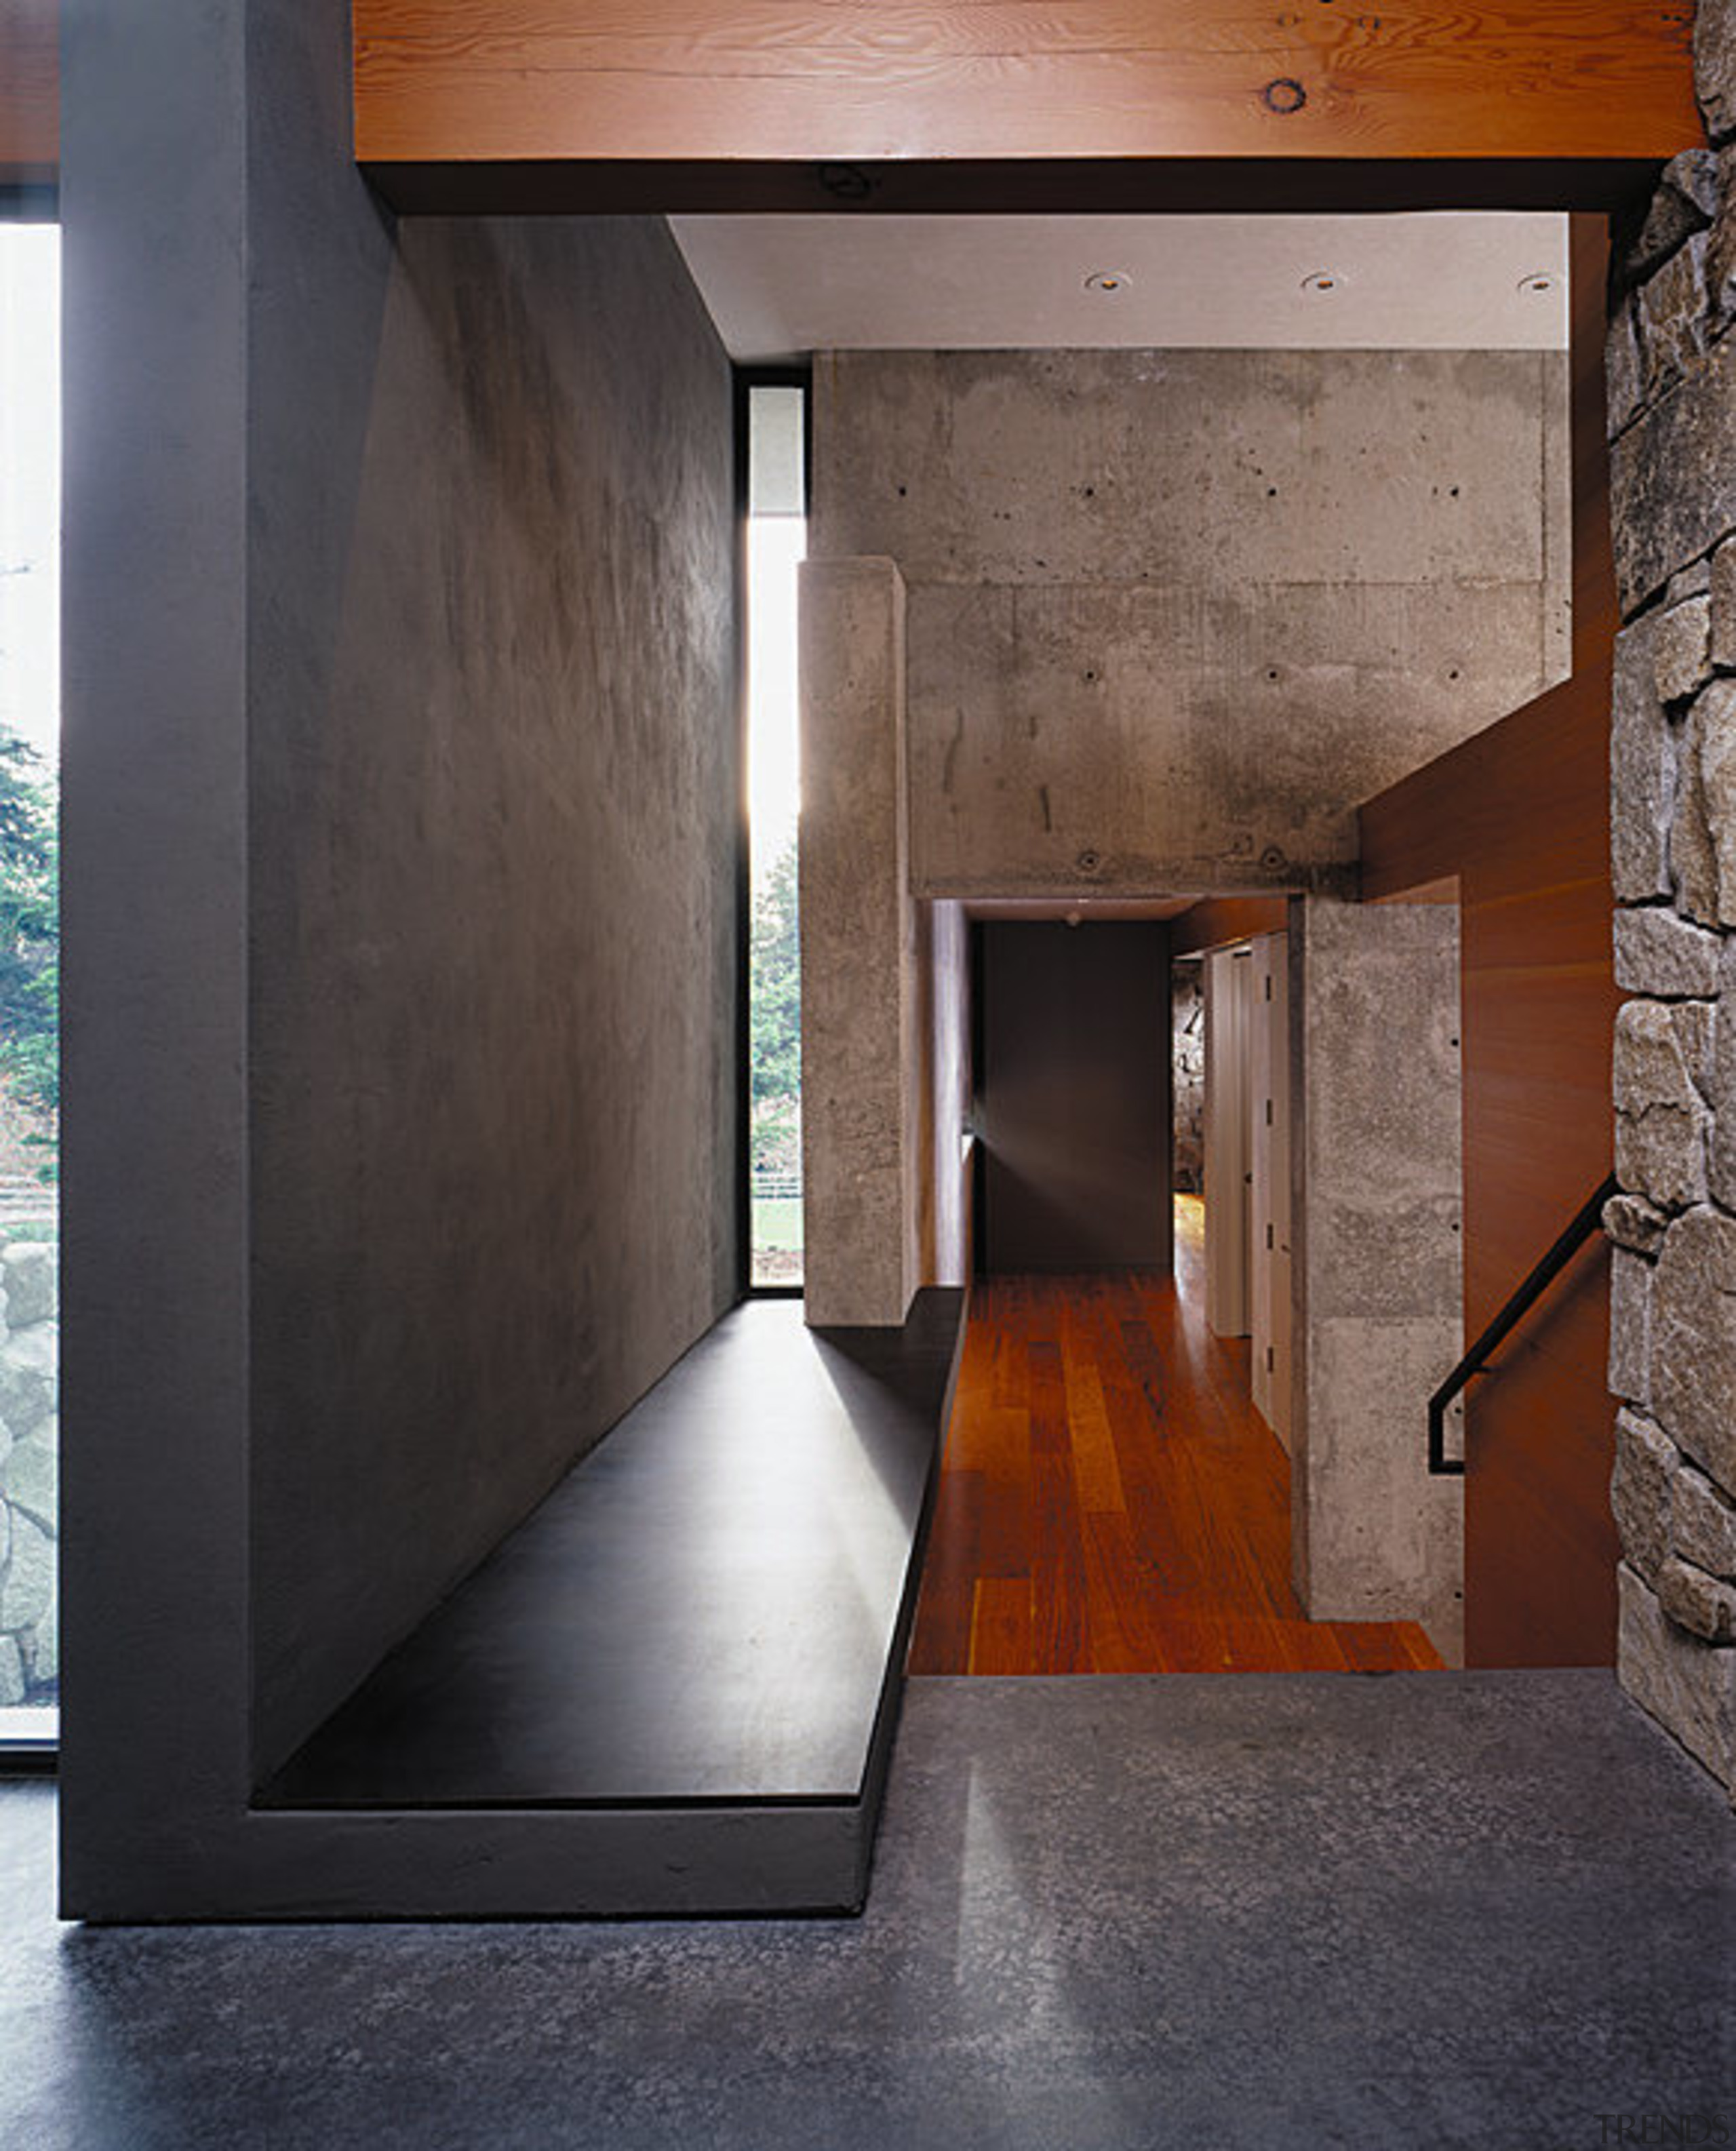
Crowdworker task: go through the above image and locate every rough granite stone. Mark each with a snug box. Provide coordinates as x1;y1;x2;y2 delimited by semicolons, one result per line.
1611;1243;1655;1406
1666;558;1714;605
0;1427;56;1537
1670;679;1736;924
1605;1189;1673;1257
0;1634;22;1708
1606;298;1645;436
1613;905;1719;997
1619;151;1720;290
1714;534;1736;671
1712;143;1736;330
25;1587;55;1683
1612;614;1676;903
1698;677;1736;922
0;1507;51;1632
1639;235;1711;403
1657;1554;1736;1642
1651;1204;1736;1491
1674;1463;1736;1577
1655;594;1714;705
1;1245;56;1331
1699;0;1736;145
1615;998;1701;1111
1613;1408;1677;1579
0;1326;55;1444
1619;1564;1736;1793
1613;334;1736;614
1674;998;1715;1097
1713;939;1736;1211
1614;999;1708;1206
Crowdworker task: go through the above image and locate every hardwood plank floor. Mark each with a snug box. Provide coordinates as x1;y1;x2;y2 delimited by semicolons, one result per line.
907;1197;1444;1678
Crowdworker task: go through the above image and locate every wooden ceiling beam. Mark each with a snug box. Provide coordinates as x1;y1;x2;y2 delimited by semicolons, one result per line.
0;0;57;192
354;1;1702;191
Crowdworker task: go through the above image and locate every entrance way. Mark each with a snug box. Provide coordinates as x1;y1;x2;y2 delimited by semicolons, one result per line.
909;1197;1442;1674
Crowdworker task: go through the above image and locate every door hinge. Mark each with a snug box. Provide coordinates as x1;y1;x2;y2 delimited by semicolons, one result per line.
1265;1098;1274;1126
1266;1223;1274;1250
1265;1346;1275;1372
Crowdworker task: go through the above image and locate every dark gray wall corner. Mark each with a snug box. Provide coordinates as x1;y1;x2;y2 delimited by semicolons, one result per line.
245;30;739;1769
60;0;743;1914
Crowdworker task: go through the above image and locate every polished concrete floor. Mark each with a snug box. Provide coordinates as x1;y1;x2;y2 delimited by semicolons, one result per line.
3;1672;1731;2151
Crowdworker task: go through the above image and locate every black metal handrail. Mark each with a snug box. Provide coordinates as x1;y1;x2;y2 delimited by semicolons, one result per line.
1427;1172;1620;1477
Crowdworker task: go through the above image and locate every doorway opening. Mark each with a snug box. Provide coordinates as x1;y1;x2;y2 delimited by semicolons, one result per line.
911;899;1442;1676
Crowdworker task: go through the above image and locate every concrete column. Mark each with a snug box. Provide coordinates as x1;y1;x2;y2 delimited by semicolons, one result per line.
800;557;918;1328
1292;896;1465;1662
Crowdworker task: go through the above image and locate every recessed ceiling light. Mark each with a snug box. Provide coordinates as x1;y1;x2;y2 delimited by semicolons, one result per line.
1518;272;1556;294
1084;270;1132;294
1301;271;1341;294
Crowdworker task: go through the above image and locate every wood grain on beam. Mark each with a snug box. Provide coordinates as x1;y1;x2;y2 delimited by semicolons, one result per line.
353;1;1700;170
0;0;57;187
1170;896;1289;959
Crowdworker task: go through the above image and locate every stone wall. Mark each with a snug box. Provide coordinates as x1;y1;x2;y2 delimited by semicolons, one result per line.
1173;962;1205;1194
1606;8;1736;1800
0;1234;57;1705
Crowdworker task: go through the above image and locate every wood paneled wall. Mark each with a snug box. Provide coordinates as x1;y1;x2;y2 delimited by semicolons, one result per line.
1359;216;1618;1669
353;1;1699;193
0;0;56;189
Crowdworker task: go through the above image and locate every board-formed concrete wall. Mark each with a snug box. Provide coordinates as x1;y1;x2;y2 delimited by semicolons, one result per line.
800;558;920;1327
813;348;1570;898
1604;12;1736;1799
1292;897;1465;1662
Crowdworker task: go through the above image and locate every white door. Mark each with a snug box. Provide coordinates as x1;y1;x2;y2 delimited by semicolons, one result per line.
1204;945;1255;1338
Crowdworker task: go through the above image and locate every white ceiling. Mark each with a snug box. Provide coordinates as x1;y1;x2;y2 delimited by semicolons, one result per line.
670;213;1570;361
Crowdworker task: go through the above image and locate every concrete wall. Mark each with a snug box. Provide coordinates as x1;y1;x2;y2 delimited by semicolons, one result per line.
1604;16;1736;1798
62;0;740;1912
248;186;738;1773
800;558;918;1326
1292;897;1465;1662
812;348;1570;898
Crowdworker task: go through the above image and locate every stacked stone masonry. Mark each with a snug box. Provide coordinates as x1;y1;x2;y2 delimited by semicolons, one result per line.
0;1234;58;1706
1606;3;1736;1801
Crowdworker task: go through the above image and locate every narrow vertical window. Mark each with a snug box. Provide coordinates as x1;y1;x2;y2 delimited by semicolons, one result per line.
746;382;806;1290
0;218;60;1755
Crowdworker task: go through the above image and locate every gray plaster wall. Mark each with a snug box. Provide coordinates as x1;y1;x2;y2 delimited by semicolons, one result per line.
812;349;1569;898
800;559;918;1327
248;191;737;1772
245;76;737;1769
60;0;740;1912
1292;898;1465;1662
1602;17;1736;1802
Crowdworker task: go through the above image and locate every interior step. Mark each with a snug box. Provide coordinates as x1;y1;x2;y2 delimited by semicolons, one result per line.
260;1290;966;1916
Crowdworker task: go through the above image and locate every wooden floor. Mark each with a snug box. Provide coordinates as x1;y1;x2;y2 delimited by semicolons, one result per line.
908;1197;1444;1677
